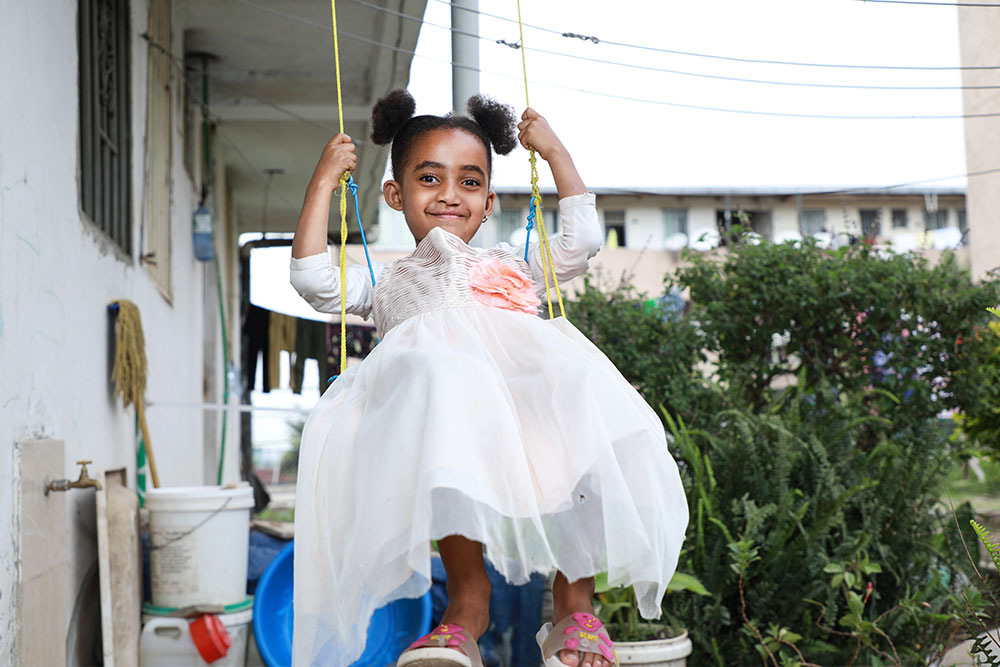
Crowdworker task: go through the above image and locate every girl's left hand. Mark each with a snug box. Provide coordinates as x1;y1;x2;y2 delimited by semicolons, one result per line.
517;108;567;161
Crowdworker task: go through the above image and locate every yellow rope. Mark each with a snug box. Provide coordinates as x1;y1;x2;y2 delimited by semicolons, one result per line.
515;0;566;319
110;300;160;487
331;0;350;372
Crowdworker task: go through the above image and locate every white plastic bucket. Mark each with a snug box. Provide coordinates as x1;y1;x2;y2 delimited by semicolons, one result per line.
139;605;253;667
146;484;254;608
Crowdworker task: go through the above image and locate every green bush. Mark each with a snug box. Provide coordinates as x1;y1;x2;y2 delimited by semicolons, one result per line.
952;316;1000;455
566;278;715;427
567;238;999;665
663;391;971;665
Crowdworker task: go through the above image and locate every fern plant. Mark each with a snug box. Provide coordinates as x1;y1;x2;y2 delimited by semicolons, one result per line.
957;520;1000;666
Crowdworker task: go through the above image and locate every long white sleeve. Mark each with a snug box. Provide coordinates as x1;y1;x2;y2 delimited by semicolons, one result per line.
289;252;386;319
499;192;603;288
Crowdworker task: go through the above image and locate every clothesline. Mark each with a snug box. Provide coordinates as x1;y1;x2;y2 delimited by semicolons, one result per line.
146;400;310;413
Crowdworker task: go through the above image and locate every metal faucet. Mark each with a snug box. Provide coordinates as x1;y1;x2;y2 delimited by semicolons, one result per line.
45;460;103;495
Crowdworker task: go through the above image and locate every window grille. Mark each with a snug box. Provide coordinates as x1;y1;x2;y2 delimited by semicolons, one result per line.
800;209;826;236
923;209;949;231
79;0;132;252
891;209;908;229
497;208;521;244
663;208;688;237
604;209;626;246
860;209;881;239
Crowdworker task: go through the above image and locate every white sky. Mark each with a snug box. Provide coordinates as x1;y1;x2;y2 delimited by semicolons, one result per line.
406;0;969;191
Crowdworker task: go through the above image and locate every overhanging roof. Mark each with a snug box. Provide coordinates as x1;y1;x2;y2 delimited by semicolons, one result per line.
180;0;428;239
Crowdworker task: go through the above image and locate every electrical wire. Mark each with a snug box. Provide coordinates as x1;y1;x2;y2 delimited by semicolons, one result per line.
224;1;994;120
351;0;1000;91
429;0;1000;71
143;13;1000;198
857;0;1000;6
217;129;302;211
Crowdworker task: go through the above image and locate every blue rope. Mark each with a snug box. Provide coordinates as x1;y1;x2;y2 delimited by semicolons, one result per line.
346;176;376;286
523;197;537;262
326;176;373;385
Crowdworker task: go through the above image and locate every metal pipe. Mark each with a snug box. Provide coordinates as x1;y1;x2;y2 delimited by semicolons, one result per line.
451;0;479;114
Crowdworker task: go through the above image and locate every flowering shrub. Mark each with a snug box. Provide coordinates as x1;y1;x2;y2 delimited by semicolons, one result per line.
568;238;999;665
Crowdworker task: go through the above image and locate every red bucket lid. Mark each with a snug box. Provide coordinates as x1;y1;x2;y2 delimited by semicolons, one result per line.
189;614;232;663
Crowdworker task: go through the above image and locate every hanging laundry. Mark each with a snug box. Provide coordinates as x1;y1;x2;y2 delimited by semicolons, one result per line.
291;319;329;394
268;312;297;390
243;305;272;393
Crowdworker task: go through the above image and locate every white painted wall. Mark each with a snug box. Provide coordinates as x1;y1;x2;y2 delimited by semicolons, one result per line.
0;0;238;660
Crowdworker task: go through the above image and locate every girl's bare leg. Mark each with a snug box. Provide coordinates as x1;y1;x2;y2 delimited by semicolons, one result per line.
551;572;611;667
437;535;492;638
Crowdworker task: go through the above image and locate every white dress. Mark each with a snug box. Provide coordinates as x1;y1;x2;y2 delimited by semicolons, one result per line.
290;193;688;666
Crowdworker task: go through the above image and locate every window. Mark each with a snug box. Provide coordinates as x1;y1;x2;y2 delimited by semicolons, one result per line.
79;0;132;252
604;209;626;246
662;209;688;238
542;208;558;233
497;208;521;244
800;209;826;236
891;208;908;229
923;209;949;231
144;0;172;295
860;209;881;239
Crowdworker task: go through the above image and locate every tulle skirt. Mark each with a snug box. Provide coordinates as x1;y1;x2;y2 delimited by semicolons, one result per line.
292;307;688;666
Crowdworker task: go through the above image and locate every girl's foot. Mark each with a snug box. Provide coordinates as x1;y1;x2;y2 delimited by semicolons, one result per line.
437;535;492;651
551;573;614;667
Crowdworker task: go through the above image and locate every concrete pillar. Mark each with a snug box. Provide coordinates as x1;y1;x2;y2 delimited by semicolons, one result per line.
958;7;1000;282
451;0;479;114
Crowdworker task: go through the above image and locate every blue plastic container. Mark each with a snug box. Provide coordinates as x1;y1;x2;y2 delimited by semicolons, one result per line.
253;541;432;667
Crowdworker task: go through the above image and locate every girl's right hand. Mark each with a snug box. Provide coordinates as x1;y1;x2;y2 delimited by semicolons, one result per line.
311;133;357;190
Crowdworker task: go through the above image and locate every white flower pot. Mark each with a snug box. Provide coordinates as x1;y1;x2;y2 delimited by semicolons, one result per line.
614;629;692;666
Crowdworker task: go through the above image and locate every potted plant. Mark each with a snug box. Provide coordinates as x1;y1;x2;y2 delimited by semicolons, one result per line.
593;572;706;666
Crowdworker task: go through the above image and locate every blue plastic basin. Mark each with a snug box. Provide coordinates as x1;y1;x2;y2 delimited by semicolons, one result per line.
253;541;432;667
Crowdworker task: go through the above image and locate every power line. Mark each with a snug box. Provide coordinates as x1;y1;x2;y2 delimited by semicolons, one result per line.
231;0;996;120
858;0;1000;6
217;129;302;211
430;0;1000;71
351;0;1000;91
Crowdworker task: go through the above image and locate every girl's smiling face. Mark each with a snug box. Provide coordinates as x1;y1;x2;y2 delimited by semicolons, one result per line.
382;128;496;244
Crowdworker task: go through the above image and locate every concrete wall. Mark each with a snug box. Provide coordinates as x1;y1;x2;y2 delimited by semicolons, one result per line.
0;0;238;661
959;7;1000;282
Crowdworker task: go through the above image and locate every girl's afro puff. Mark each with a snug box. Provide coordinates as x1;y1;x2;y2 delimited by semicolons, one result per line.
370;89;518;181
370;89;416;146
467;95;518;156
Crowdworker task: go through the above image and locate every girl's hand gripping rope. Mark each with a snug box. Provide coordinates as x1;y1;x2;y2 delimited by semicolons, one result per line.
517;108;566;162
312;133;357;191
517;108;586;199
292;133;357;259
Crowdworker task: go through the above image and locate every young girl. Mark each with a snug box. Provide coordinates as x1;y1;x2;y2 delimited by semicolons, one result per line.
290;89;687;667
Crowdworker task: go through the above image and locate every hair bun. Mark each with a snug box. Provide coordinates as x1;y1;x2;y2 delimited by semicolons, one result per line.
371;89;416;146
467;94;518;156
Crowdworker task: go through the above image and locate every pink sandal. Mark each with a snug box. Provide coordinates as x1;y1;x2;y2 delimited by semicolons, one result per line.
397;623;484;667
536;612;619;667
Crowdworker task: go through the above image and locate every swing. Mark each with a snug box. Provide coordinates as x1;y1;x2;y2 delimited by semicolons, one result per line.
327;0;566;380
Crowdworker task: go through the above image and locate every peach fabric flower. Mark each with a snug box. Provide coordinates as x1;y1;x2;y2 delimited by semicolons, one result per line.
468;257;541;315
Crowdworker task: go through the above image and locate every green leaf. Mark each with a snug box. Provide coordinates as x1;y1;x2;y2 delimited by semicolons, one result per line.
667;571;710;596
847;591;865;617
